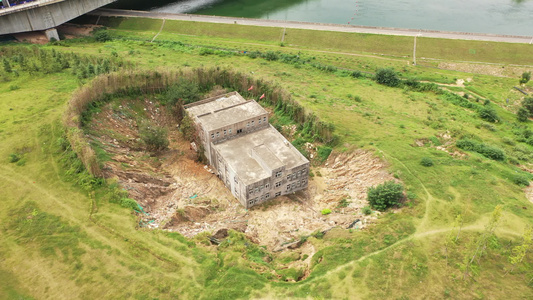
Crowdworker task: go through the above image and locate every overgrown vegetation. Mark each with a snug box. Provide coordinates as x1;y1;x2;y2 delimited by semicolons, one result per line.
367;181;404;211
1;17;533;300
139;122;169;151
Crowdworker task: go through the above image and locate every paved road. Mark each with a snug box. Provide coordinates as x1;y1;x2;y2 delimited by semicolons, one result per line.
91;8;533;44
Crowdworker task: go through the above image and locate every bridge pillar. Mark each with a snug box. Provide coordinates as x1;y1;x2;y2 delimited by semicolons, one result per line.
44;28;60;41
2;0;10;8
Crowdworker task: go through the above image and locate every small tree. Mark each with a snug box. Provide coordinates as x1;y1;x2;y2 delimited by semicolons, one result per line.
375;68;400;87
478;107;500;123
164;79;199;106
367;181;404;211
522;97;533;115
3;59;12;73
139;122;169;151
420;157;434;167
93;30;112;42
517;107;530;122
520;71;531;84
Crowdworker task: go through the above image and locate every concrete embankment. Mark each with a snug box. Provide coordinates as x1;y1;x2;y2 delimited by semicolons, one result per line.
90;8;533;44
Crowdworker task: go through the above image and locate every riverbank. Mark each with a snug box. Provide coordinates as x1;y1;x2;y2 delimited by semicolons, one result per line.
91;8;533;44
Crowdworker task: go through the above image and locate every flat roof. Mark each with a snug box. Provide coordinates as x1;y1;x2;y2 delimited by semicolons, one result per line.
186;93;246;118
213;126;308;185
197;101;267;132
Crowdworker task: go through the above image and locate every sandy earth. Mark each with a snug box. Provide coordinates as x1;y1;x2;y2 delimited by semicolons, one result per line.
86;98;396;252
438;62;531;78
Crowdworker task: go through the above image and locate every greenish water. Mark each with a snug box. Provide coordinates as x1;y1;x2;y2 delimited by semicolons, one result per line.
111;0;533;36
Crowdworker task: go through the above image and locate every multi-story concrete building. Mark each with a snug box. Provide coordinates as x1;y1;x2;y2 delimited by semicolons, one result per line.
184;92;310;208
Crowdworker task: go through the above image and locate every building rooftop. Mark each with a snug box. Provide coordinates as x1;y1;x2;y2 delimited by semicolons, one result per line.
213;125;308;185
197;100;267;132
186;93;246;118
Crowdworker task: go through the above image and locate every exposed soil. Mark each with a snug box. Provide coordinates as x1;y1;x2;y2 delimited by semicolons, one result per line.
12;32;49;45
524;185;533;204
437;62;531;78
87;98;395;256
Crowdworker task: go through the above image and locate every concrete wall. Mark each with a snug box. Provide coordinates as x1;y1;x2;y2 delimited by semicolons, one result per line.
0;0;116;35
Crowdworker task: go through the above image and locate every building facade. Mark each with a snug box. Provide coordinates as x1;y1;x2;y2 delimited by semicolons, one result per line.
185;92;310;208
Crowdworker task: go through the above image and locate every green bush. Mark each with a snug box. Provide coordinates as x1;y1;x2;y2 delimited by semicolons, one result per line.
351;70;363;78
93;30;112;42
476;144;505;161
367;181;404;211
263;51;279;61
139;122;169;151
512;174;530;187
456;139;505;161
120;198;138;210
317;146;332;162
163;79;200;106
199;48;214;56
321;209;332;215
478;107;500;123
420;157;434;167
8;153;21;163
517;107;530;122
522;97;533;115
520;71;531;84
456;139;478;151
362;206;372;215
375;68;400;87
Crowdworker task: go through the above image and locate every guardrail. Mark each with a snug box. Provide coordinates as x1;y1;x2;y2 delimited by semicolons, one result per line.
0;0;64;16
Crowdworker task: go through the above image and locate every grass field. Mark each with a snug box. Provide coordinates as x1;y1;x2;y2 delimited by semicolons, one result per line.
1;17;533;299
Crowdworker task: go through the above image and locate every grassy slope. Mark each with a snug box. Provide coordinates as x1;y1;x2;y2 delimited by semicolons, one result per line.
1;17;533;299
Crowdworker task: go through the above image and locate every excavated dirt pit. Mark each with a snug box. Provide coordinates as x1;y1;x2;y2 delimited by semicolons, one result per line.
86;98;396;252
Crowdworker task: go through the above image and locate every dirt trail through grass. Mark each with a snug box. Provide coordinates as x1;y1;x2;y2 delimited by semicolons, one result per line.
376;148;438;231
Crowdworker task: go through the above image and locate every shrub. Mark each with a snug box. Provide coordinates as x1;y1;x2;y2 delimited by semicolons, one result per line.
317;146;332;162
420;157;434;167
517;107;530;122
512;174;530;187
362;206;372;215
375;68;400;87
476;144;505;161
522;97;533;115
163;79;199;106
199;48;214;56
520;71;531;84
338;198;349;208
321;209;332;215
367;181;404;211
93;30;112;42
456;139;478;151
9;153;21;163
139;122;169;151
120;198;138;210
478;107;500;123
351;70;362;78
263;51;279;61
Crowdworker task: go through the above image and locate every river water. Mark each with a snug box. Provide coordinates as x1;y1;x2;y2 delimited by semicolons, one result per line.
110;0;533;36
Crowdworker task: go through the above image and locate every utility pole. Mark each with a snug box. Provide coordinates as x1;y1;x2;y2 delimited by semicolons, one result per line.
413;35;417;65
413;30;421;66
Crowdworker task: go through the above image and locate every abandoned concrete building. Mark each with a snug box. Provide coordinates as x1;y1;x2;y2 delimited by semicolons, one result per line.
184;92;310;208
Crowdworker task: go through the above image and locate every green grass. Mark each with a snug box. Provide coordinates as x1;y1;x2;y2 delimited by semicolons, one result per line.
1;18;533;299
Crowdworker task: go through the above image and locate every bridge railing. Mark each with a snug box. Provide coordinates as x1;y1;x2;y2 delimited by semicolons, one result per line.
0;0;63;13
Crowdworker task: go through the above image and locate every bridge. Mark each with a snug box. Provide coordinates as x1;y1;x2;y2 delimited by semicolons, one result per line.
0;0;116;40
